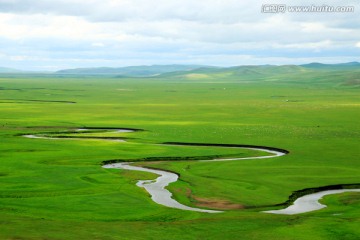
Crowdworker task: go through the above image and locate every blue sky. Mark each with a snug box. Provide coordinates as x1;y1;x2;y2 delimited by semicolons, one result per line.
0;0;359;71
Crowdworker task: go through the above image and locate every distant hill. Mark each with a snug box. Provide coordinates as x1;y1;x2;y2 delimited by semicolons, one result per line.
225;65;307;75
54;62;360;77
156;65;310;80
301;62;360;70
55;65;214;77
0;67;23;73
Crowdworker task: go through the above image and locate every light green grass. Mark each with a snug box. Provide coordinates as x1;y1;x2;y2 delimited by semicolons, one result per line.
0;72;359;239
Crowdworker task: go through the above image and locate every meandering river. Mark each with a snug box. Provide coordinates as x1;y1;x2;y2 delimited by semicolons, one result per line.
23;128;359;214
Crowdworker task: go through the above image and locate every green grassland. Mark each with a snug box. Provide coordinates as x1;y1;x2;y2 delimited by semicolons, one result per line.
0;68;359;239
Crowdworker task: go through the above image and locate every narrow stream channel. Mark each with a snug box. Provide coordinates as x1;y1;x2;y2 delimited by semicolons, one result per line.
23;128;359;214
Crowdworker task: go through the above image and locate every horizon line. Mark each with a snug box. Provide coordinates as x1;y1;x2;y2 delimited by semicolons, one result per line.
1;61;359;73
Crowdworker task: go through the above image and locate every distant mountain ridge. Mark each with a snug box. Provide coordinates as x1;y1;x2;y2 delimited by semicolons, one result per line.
2;62;358;76
0;67;23;73
155;64;312;80
55;62;359;77
300;62;360;70
55;64;215;77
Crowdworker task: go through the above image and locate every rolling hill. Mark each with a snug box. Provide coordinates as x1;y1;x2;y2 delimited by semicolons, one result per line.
0;67;23;73
301;61;360;70
55;64;214;77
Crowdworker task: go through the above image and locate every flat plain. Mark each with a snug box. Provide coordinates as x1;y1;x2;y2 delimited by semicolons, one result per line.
0;67;359;239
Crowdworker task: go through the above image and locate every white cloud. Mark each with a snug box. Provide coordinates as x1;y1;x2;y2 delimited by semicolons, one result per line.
0;0;359;70
0;13;106;40
273;40;333;50
301;22;326;32
92;42;105;47
0;0;261;24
